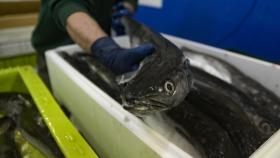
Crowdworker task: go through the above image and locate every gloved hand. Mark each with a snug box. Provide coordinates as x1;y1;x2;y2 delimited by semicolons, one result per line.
91;37;155;75
112;2;133;35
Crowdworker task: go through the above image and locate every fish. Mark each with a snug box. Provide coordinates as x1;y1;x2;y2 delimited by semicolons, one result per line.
18;101;64;158
119;17;192;116
187;67;266;157
60;52;121;102
14;130;48;158
182;47;280;136
165;100;241;158
181;47;233;83
62;17;192;116
0;93;26;119
0;93;64;158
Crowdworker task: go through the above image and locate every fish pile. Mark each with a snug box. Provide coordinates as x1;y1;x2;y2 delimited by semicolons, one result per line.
62;17;280;158
163;48;280;157
0;93;64;158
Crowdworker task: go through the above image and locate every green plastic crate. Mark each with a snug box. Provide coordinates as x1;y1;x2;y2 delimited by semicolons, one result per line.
0;53;37;69
0;66;98;158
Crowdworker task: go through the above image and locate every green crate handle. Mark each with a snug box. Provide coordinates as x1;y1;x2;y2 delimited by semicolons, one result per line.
0;66;98;158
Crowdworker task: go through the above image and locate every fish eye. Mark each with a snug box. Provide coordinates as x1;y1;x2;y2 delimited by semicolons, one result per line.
164;81;175;94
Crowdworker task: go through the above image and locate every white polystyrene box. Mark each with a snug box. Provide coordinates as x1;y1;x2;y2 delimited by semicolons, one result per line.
46;34;280;158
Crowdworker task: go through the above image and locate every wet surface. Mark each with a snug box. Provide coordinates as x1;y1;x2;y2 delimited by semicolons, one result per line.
0;93;64;158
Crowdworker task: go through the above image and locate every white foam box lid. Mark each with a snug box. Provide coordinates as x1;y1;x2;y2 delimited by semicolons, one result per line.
46;34;280;158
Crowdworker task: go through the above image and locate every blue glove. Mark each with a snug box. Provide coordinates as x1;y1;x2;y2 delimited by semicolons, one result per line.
91;37;155;75
112;2;133;35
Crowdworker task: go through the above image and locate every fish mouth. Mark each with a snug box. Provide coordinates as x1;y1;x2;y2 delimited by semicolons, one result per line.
123;98;170;116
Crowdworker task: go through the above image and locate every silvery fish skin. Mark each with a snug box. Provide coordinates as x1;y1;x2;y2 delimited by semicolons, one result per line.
166;101;240;158
182;47;280;136
121;17;192;116
188;67;266;158
142;112;203;158
181;47;232;83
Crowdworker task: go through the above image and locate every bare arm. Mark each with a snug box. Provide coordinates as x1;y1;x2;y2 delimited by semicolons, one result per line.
66;12;107;52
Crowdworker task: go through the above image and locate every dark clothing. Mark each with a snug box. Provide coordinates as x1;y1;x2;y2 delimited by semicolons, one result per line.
31;0;137;54
37;53;51;88
31;0;137;87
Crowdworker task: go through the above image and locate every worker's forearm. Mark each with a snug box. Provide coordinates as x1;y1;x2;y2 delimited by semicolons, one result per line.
66;12;107;52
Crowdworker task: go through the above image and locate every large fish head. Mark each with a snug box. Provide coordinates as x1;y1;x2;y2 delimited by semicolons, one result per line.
122;54;192;116
120;17;192;116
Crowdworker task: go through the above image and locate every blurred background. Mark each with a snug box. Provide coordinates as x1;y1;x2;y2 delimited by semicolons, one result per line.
0;0;279;64
135;0;280;64
0;0;39;67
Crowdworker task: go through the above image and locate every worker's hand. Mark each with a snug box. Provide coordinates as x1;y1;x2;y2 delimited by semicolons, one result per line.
112;2;134;36
91;37;154;75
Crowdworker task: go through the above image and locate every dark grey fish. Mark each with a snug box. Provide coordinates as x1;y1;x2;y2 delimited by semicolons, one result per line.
0;93;64;158
188;67;266;157
62;18;192;116
60;52;121;102
18;101;64;158
120;17;192;116
166;100;240;158
182;47;280;136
